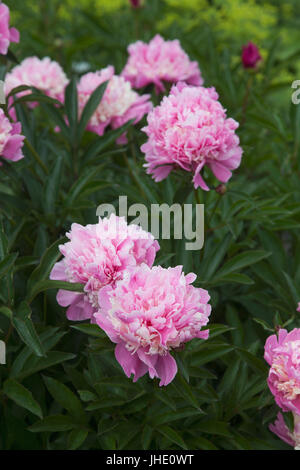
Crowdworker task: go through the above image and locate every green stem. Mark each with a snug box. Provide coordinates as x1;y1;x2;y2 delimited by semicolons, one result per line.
25;139;49;175
207;193;222;229
241;75;254;126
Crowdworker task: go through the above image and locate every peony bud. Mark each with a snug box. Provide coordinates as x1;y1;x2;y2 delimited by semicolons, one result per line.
241;42;262;69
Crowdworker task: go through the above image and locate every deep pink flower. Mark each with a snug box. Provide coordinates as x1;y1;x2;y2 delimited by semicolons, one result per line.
141;82;243;190
0;3;19;56
264;328;300;415
121;34;203;93
0;108;24;164
94;264;211;386
270;412;300;449
77;66;151;144
297;303;300;313
50;214;159;322
5;57;68;120
241;42;262;69
129;0;141;7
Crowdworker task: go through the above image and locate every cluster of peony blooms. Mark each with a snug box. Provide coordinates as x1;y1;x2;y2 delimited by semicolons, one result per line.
141;82;243;190
51;214;211;386
265;328;300;449
50;214;159;322
0;2;19;56
0;108;24;164
77;66;152;143
122;34;203;93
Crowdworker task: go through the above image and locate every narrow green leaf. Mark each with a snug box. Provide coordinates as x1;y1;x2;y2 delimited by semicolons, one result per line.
44;155;64;214
68;428;88;450
77;81;108;143
27;280;84;303
3;379;43;419
43;376;85;421
29;415;76;432
158;426;187;450
0;252;18;279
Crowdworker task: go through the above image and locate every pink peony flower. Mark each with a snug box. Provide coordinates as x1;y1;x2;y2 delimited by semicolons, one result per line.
0;108;24;164
241;42;262;69
297;303;300;313
77;66;151;144
94;264;211;386
5;57;69;120
264;328;300;415
0;3;19;56
122;34;203;93
141;82;243;190
269;412;300;449
50;214;159;322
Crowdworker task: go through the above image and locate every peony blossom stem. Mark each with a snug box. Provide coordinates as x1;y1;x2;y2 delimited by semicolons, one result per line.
24;139;48;175
241;75;254;126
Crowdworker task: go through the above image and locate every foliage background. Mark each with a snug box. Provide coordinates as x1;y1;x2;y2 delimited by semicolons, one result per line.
0;0;300;450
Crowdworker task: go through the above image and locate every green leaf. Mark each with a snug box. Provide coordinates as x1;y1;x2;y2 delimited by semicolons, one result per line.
44;155;64;214
41;103;70;141
78;390;97;402
29;415;76;432
63;166;104;207
77;81;108;143
172;374;203;411
84;120;134;162
11;93;61;108
3;379;43;419
7;85;32;98
12;351;76;380
236;348;268;375
191;344;234;366
64;77;78;137
70;324;104;338
141;425;153;450
158;426;187;450
43;376;85;421
27;280;84;303
0;306;12;319
27;237;67;289
196;420;231;437
13;302;44;357
213;250;272;280
68;428;88;450
253;318;274;332
211;272;254;286
0;252;18;280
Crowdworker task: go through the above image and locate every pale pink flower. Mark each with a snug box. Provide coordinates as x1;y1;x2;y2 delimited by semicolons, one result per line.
141;82;243;190
50;214;159;322
0;108;24;164
270;412;300;449
264;328;300;415
77;66;151;144
122;34;203;93
5;57;68;119
94;264;211;386
0;3;19;56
